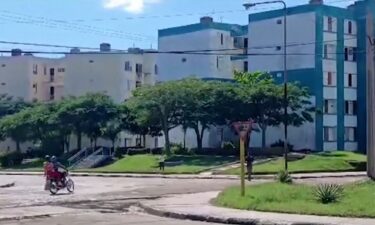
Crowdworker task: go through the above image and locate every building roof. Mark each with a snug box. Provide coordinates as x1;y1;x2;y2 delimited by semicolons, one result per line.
248;3;356;22
159;22;247;38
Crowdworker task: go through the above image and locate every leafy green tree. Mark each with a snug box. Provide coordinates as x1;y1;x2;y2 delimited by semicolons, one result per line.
234;71;314;150
127;81;184;154
55;93;118;150
0;110;33;152
178;79;242;151
102;118;123;151
0;94;30;119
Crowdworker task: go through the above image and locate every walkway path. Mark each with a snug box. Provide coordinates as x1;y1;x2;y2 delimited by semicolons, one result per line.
139;191;375;225
0;171;367;180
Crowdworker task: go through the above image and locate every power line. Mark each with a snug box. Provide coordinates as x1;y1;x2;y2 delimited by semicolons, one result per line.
37;9;247;23
0;11;156;42
0;36;358;55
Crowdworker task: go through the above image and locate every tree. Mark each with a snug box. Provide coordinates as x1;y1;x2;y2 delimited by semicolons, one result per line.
234;71;314;150
127;81;184;154
55;93;118;150
178;79;242;151
102;118;123;152
0;94;30;119
0;110;33;152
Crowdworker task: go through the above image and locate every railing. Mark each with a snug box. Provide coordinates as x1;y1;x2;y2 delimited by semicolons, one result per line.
71;147;111;169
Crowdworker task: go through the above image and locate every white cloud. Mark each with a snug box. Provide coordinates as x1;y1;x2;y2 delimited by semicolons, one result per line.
103;0;161;14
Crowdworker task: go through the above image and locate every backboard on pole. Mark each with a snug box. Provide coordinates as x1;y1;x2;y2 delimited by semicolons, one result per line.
233;120;253;140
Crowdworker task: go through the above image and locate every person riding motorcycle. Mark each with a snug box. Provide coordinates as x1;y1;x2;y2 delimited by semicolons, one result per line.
43;155;54;190
50;156;67;185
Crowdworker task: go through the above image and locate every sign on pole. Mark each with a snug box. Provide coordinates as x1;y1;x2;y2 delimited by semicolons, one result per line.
232;120;253;197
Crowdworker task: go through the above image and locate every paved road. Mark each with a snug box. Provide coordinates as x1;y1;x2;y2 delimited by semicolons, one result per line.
0;175;366;224
3;212;224;225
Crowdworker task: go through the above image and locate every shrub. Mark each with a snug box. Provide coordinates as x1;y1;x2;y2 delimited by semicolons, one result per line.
314;184;344;204
0;152;24;167
276;170;293;184
114;147;124;159
270;139;294;151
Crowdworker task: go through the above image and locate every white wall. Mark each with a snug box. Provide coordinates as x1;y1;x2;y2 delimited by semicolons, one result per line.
158;29;235;81
0;56;32;101
248;12;316;72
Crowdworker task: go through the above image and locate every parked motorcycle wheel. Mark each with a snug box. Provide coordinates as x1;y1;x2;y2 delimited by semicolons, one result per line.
49;181;59;195
66;179;74;193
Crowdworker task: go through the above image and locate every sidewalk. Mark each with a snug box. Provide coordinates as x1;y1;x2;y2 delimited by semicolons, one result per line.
138;192;375;225
0;171;366;180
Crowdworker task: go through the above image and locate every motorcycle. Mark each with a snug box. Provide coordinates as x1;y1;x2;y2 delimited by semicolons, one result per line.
47;170;75;195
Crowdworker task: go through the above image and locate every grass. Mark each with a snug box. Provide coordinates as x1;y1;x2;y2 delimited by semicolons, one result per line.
89;154;237;174
215;181;375;218
223;151;366;175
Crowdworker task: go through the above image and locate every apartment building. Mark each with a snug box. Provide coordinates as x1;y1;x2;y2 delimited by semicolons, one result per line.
157;16;248;81
0;44;158;151
246;0;375;152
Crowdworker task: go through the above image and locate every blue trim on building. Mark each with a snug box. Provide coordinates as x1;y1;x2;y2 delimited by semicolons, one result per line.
159;22;248;38
248;4;355;22
355;0;372;153
315;12;324;152
336;18;345;151
268;68;318;95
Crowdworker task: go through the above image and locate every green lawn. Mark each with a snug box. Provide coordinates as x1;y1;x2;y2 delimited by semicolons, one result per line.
223;151;366;175
216;181;375;218
90;154;237;174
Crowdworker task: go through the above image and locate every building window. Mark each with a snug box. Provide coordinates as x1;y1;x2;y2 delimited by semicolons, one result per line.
136;64;143;73
348;21;353;34
181;58;187;63
345;73;357;88
345;127;357;142
344;47;357;62
327;17;333;32
276;46;282;51
33;83;37;94
50;68;55;76
216;56;219;69
89;60;94;63
324;127;337;142
324;71;336;86
244;38;248;49
154;64;158;75
125;61;132;71
1;64;6;67
323;44;336;60
345;100;357;115
44;66;47;75
57;68;65;73
33;64;38;75
276;19;282;24
50;86;55;100
220;33;224;45
324;99;337;114
244;61;248;72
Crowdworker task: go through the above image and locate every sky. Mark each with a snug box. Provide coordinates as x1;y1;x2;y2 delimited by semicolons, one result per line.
0;0;355;54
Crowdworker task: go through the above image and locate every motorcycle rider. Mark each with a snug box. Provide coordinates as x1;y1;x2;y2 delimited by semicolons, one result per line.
43;155;54;190
50;156;67;186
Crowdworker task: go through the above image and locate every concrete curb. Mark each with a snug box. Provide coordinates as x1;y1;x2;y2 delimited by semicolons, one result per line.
137;203;328;225
0;171;366;180
0;214;51;222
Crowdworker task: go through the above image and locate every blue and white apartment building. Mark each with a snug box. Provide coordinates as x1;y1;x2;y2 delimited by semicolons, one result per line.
158;0;375;152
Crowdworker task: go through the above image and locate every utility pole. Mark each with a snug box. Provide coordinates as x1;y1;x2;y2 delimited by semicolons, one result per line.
366;12;375;180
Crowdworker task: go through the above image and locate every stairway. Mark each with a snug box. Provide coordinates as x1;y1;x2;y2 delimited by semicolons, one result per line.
71;147;111;169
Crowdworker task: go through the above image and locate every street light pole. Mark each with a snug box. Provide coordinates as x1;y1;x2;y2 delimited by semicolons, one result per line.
244;1;288;171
